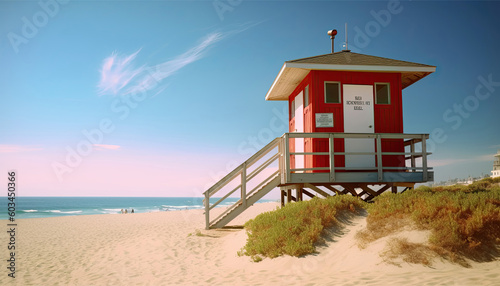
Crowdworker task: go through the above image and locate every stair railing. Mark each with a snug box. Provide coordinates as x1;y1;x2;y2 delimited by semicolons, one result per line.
203;137;282;229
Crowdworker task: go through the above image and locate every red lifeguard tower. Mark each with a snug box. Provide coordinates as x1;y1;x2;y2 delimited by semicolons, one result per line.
204;32;436;229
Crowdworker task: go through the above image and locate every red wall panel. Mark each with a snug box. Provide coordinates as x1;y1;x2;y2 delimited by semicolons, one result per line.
286;70;406;172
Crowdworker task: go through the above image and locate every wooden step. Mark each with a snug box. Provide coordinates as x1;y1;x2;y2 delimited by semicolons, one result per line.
210;175;280;229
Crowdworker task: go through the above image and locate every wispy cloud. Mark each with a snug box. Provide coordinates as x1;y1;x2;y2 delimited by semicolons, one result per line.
128;32;224;95
97;32;225;96
428;158;467;167
93;144;120;151
97;49;144;96
0;145;42;153
429;154;495;167
473;154;495;162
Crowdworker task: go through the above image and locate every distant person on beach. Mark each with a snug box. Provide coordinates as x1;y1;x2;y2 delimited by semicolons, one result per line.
131;209;134;213
124;209;128;214
121;209;124;214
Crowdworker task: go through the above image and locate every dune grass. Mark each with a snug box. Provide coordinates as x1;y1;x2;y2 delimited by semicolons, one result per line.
240;177;500;266
240;195;366;260
357;177;500;266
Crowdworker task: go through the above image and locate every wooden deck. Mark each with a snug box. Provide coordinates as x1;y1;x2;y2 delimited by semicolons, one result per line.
203;132;432;229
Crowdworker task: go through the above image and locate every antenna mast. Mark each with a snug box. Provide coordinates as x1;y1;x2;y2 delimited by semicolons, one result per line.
345;23;348;50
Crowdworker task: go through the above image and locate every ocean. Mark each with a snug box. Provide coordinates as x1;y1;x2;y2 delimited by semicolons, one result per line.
3;197;275;219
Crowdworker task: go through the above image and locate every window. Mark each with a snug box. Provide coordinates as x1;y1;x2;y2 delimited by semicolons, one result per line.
304;85;309;106
325;82;340;103
291;98;295;118
375;83;390;104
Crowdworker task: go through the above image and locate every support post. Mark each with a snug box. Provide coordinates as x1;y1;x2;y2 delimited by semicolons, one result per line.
392;186;398;194
284;133;290;184
329;133;335;182
376;135;383;181
279;137;285;184
204;192;210;230
280;189;285;207
410;140;416;172
287;189;292;204
241;163;247;208
422;134;428;181
297;187;303;202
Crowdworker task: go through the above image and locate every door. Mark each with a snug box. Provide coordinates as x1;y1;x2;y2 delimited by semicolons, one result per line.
342;84;375;168
294;91;304;172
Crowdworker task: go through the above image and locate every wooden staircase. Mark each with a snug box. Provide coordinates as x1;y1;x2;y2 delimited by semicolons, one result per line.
210;175;280;229
203;138;282;229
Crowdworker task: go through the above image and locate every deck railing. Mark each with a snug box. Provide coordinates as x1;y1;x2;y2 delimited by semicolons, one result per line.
282;132;432;184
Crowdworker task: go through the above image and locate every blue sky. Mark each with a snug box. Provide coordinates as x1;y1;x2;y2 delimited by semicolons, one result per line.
1;0;499;197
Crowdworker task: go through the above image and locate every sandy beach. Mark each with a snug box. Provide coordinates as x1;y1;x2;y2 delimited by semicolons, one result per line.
1;202;499;286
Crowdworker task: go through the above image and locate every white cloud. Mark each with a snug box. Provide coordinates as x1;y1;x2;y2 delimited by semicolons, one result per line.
93;144;120;151
0;145;42;153
97;49;144;96
473;154;496;162
128;32;224;95
97;32;224;96
428;158;467;167
429;153;496;167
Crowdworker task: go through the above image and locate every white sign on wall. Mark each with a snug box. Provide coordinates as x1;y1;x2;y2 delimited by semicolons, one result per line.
315;113;334;128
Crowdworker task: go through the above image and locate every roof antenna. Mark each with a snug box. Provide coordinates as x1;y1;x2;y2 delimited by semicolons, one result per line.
344;23;349;51
327;29;337;53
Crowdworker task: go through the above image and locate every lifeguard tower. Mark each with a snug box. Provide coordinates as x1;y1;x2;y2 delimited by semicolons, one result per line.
492;150;500;178
204;31;436;229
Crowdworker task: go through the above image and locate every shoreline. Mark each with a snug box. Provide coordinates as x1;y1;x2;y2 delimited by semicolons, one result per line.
9;197;278;220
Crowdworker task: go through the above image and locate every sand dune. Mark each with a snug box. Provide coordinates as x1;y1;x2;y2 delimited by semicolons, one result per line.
1;202;498;285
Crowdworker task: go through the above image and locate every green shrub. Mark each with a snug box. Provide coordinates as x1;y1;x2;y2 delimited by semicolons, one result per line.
240;195;366;259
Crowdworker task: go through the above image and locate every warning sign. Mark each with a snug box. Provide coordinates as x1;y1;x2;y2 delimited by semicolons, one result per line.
315;113;334;128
